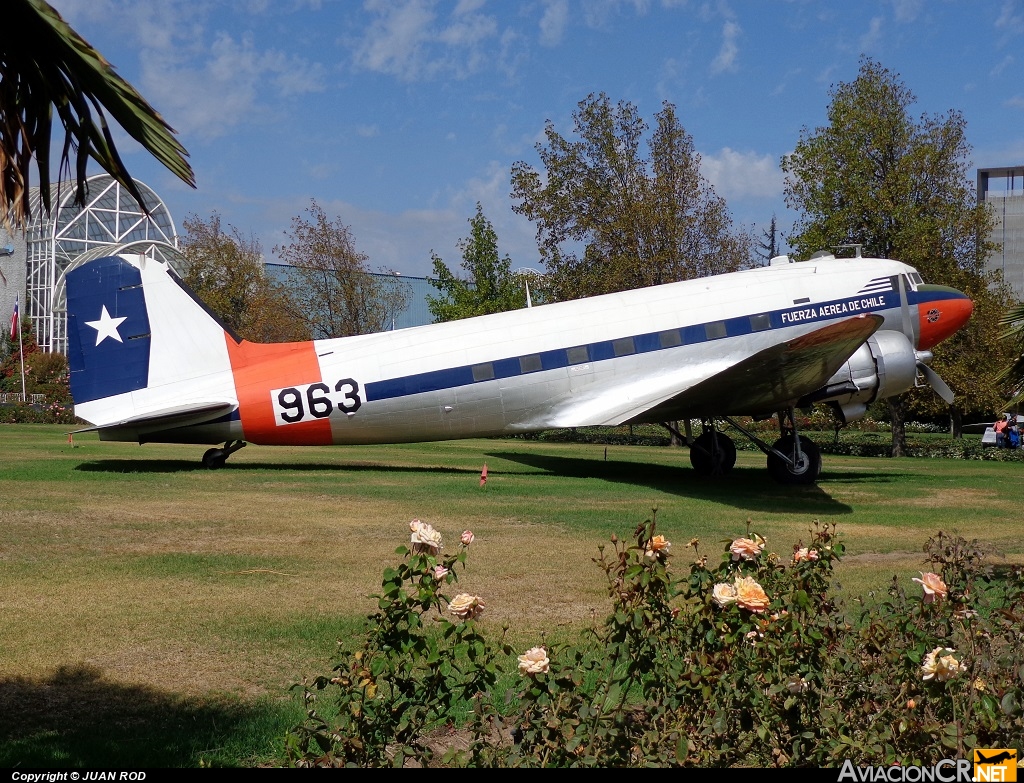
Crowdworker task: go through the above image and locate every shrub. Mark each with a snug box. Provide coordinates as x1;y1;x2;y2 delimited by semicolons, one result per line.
286;516;1024;767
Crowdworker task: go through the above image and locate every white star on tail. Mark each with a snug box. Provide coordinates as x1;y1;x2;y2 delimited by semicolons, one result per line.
85;305;127;346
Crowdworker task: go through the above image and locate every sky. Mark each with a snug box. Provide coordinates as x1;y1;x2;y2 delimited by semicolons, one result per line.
47;0;1024;278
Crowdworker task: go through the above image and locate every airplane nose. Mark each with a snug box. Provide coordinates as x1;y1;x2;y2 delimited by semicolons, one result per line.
916;286;973;350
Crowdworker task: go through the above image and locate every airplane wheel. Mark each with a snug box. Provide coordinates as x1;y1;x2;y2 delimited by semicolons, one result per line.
689;432;737;477
766;436;821;485
202;448;227;470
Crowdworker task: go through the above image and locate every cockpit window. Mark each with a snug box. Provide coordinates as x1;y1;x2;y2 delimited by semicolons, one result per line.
909;272;923;287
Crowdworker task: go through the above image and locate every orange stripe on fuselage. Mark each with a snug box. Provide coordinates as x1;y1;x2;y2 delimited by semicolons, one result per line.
225;338;333;445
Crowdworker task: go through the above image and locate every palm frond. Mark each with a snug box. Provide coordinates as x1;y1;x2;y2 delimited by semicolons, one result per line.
995;304;1024;406
2;0;194;231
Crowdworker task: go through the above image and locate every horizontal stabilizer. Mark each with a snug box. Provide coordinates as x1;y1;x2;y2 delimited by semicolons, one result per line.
72;401;237;436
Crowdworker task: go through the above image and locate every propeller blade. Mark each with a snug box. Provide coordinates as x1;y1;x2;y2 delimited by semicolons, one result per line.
918;362;955;404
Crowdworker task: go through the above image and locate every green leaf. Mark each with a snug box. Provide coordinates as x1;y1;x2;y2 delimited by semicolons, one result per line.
940;722;959;749
675;732;688;763
1000;692;1018;716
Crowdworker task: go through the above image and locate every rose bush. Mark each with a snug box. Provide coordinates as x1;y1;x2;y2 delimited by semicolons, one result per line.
286;517;1024;768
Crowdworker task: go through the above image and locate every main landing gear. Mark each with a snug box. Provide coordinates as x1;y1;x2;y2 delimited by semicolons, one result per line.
663;407;822;485
202;440;247;469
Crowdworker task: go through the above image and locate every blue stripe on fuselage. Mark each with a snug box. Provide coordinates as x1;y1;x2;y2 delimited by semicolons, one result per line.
365;289;903;403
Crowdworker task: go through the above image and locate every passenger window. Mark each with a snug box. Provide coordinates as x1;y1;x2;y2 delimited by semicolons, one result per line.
613;337;635;356
705;321;727;340
471;363;494;382
566;346;589;365
519;354;542;373
749;313;771;332
659;329;681;348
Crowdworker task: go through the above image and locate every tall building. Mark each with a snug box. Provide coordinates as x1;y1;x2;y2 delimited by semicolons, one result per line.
978;166;1024;299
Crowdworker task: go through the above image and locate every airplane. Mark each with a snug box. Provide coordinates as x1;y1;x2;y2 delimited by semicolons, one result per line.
61;248;973;484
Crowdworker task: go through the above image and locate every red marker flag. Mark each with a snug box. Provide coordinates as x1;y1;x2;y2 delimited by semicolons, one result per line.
480;463;488;487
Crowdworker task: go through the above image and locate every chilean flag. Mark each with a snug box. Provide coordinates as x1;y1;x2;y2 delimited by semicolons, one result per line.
9;294;17;340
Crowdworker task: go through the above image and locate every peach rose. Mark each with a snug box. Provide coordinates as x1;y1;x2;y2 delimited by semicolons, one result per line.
448;593;485;620
517;646;550;675
712;582;738;607
411;521;443;553
921;646;962;682
730;535;765;561
461;530;475;546
793;547;819;563
734;575;770;613
912;572;947;603
645;534;672;558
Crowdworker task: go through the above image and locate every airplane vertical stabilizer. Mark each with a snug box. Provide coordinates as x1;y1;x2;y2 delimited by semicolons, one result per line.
66;254;238;431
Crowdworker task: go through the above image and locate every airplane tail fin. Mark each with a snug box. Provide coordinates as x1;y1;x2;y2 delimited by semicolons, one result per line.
65;254;240;434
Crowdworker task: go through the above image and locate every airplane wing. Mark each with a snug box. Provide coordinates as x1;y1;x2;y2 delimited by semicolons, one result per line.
544;314;884;427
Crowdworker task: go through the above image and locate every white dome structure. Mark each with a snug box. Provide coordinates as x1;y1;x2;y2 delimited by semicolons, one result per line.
19;173;179;353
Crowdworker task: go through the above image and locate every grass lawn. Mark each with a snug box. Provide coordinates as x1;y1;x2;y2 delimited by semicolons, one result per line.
0;424;1020;766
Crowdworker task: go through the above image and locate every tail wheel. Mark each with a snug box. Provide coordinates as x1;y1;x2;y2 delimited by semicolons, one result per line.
766;436;821;485
202;448;226;470
689;431;737;477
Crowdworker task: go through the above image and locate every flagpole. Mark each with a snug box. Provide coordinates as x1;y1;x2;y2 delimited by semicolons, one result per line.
18;317;26;402
13;294;26;402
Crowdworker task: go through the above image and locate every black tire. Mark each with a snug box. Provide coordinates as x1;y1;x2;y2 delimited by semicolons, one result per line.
202;448;226;470
766;436;821;485
689;431;737;477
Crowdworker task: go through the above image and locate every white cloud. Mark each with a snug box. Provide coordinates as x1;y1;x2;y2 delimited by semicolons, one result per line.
990;55;1015;77
302;161;335;181
52;1;328;142
352;0;436;78
700;147;782;201
858;16;884;51
352;0;500;81
256;157;540;277
539;0;570;46
141;32;327;141
890;0;922;23
1005;95;1024;109
710;20;740;74
996;0;1024;32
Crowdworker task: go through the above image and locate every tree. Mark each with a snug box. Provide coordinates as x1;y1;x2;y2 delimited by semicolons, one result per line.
781;57;1006;451
180;213;306;343
510;92;750;301
754;214;782;264
426;203;529;322
2;0;194;232
1;312;69;401
273;200;411;339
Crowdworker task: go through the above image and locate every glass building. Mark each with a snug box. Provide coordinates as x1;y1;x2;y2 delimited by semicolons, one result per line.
979;166;1024;299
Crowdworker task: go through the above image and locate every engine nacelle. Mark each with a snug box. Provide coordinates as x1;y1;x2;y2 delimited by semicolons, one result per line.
801;331;919;424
